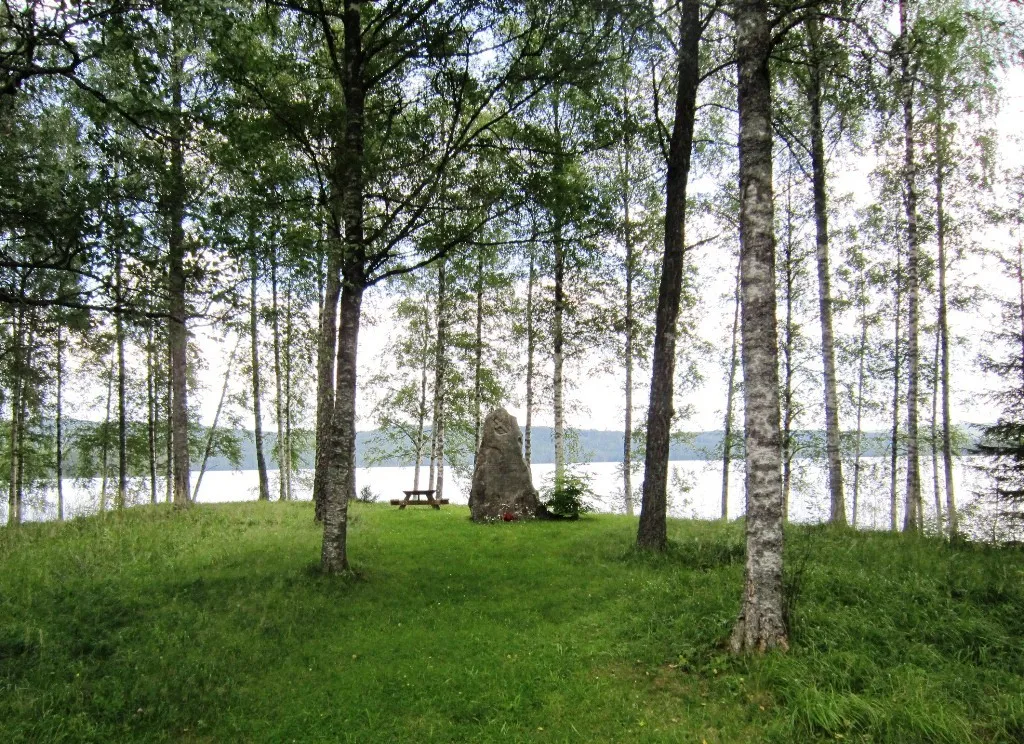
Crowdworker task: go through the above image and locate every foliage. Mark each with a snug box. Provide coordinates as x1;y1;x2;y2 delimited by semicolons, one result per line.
543;471;595;517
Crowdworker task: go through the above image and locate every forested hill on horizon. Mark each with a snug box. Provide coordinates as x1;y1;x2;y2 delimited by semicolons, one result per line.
192;426;971;471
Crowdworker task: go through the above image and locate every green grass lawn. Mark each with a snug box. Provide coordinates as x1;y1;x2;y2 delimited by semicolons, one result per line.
1;502;1022;743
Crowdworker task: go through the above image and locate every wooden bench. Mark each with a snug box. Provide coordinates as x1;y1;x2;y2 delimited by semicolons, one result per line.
390;489;450;510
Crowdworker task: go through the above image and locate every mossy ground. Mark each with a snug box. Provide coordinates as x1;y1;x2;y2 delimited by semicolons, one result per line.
1;501;1022;742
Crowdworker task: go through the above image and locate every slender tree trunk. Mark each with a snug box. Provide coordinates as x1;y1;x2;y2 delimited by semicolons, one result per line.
321;277;363;574
934;96;957;540
414;303;430;490
931;327;943;533
167;22;190;508
890;251;903;531
147;324;157;504
781;172;796;523
100;362;114;513
553;215;566;483
429;260;447;492
525;252;536;465
623;172;635;518
637;0;701;551
852;272;869;527
722;255;741;521
115;247;128;511
165;340;173;504
807;13;846;525
321;0;367;573
314;251;341;521
473;251;485;453
193;341;238;502
283;275;294;502
7;306;23;526
271;248;287;501
729;0;788;654
250;249;271;502
900;0;922;532
56;324;65;521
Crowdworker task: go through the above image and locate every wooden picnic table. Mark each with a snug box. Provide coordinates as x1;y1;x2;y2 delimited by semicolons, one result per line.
389;489;450;510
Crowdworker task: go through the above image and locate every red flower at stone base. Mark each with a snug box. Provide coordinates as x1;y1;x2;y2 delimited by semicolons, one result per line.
502;511;516;522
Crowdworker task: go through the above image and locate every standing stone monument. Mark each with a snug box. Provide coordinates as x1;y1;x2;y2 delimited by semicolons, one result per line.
469;408;540;522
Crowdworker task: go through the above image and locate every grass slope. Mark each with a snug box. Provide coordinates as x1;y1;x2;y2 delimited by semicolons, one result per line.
1;503;1022;743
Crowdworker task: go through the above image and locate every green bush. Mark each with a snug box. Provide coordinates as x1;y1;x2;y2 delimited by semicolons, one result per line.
544;472;595;518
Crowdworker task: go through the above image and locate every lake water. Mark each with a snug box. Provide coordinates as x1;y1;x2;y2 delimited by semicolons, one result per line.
6;456;1019;541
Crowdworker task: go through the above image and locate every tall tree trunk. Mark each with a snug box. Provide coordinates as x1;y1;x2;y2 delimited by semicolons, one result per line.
900;0;922;532
722;255;741;521
115;247;128;511
807;13;846;525
414;303;430;490
250;249;271;502
637;0;701;551
320;0;366;573
100;362;114;513
272;248;287;501
623;172;635;518
314;251;341;521
165;340;173;504
781;171;796;523
167;21;191;508
553;215;566;483
934;94;957;540
283;275;294;502
852;271;869;527
473;251;485;453
7;305;23;526
889;251;903;531
525;252;536;466
56;324;65;521
729;0;788;654
931;327;943;532
321;277;363;574
429;260;447;492
147;324;158;504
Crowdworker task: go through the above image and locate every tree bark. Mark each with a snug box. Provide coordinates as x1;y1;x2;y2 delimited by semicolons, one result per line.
271;247;287;501
621;140;636;517
781;174;796;523
428;260;447;493
889;250;903;531
147;324;158;505
729;0;788;654
167;21;191;508
934;96;957;540
320;0;366;573
553;214;566;484
900;0;922;532
56;323;65;521
930;327;943;532
7;305;24;526
115;247;128;511
722;255;741;521
283;275;294;502
636;0;701;551
314;251;341;521
852;269;869;527
250;249;271;502
414;303;430;490
807;13;846;525
525;252;536;466
100;362;113;513
473;250;485;453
